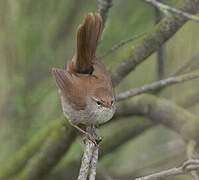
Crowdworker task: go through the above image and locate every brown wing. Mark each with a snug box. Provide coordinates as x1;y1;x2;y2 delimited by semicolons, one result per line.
92;57;115;97
93;57;112;82
68;13;102;74
52;68;86;110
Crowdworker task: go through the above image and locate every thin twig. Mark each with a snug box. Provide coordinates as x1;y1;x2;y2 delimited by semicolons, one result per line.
135;159;199;180
77;126;96;180
144;0;199;23
89;127;99;180
77;140;94;180
99;32;146;59
116;69;199;101
191;170;199;180
113;140;185;179
89;146;99;180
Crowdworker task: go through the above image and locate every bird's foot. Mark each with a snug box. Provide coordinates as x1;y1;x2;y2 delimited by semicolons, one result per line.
83;133;102;145
70;123;102;145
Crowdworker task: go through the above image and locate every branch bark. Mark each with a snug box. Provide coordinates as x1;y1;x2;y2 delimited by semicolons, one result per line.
116;69;199;101
46;117;154;179
77;141;95;180
117;94;199;140
77;126;99;180
154;0;166;80
89;146;99;180
111;0;199;86
2;92;199;179
145;0;199;23
98;0;112;30
135;159;199;180
42;92;199;179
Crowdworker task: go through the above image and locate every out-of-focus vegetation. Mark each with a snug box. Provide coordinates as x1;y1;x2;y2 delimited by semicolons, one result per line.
0;0;199;179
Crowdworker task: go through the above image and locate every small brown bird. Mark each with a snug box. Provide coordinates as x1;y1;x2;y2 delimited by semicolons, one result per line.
52;13;116;144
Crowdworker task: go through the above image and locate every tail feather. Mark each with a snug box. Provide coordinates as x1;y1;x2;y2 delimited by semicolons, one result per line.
68;13;102;74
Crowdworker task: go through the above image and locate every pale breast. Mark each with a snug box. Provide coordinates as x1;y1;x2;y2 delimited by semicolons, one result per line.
61;96;115;125
89;107;115;125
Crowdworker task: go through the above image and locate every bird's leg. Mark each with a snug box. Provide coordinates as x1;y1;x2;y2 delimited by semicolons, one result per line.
88;124;102;144
71;123;101;145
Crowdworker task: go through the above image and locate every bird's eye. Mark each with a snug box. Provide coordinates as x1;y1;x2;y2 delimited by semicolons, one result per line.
96;101;102;106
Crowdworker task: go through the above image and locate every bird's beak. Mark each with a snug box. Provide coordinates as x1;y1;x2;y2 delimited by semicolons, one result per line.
103;104;112;109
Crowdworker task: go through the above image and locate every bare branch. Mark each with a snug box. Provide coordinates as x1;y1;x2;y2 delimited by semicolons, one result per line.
111;0;199;86
77;140;95;180
192;171;199;180
111;140;185;179
98;0;112;30
135;159;199;180
77;126;99;180
156;43;166;80
144;0;199;23
116;94;199;140
154;1;166;79
89;146;99;180
99;33;146;59
116;69;199;101
49;118;153;179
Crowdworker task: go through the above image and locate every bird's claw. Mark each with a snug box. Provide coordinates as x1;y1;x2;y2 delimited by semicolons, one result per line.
83;134;102;146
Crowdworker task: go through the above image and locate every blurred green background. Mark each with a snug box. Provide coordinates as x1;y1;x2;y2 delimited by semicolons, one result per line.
0;0;199;179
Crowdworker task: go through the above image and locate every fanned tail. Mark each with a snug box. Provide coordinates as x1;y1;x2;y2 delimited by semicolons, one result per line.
67;13;102;74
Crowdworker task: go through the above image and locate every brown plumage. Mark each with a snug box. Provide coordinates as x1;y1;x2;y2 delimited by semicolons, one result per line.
52;57;114;111
52;13;115;144
67;13;102;74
